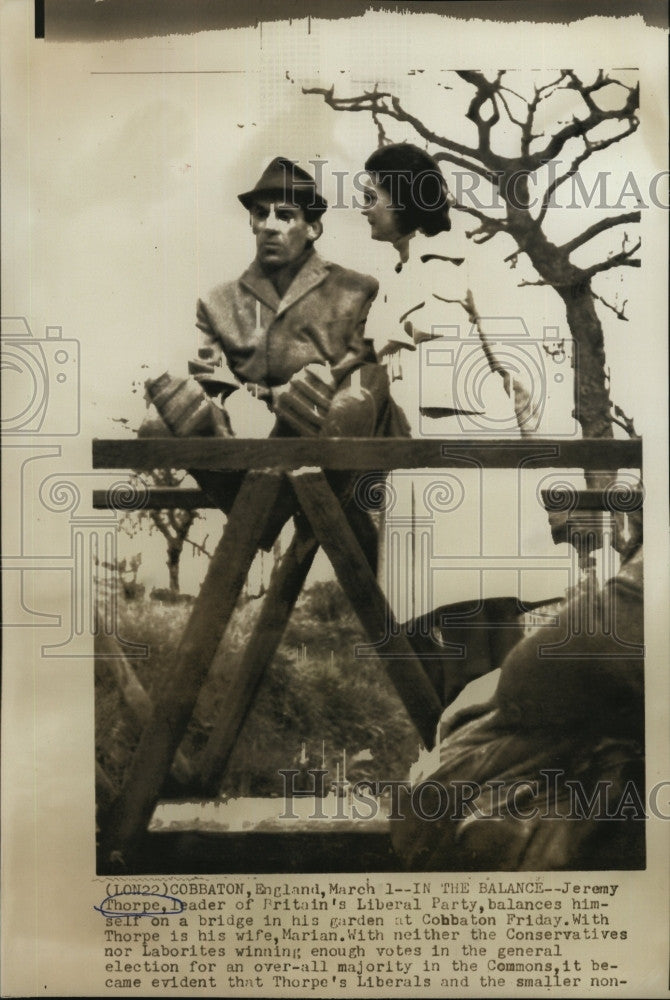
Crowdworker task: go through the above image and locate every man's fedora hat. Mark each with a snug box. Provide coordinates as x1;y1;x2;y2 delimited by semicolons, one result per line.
238;157;327;214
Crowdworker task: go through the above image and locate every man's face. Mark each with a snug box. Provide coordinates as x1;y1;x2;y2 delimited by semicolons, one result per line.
250;200;318;269
360;176;403;243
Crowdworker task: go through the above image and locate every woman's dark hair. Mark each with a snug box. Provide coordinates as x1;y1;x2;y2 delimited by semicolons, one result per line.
364;143;451;237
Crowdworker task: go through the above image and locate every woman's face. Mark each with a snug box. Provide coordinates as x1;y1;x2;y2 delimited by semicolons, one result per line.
360;175;404;244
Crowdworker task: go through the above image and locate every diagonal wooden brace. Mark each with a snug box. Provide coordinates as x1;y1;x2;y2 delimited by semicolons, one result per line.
197;495;380;794
197;519;320;795
98;470;283;870
289;469;442;748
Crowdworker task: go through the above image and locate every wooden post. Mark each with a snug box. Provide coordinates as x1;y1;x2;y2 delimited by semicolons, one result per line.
197;520;319;794
98;470;283;870
290;470;442;748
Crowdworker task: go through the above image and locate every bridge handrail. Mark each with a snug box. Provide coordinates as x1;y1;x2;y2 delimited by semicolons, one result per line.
92;436;642;472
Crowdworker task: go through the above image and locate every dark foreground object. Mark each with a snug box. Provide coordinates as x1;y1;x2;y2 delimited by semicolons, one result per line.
98;825;643;876
100;831;401;875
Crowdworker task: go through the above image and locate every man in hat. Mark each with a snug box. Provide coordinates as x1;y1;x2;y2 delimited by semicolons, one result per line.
193;157;409;437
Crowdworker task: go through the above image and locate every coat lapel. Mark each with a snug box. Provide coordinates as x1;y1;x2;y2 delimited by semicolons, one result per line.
239;260;281;312
276;252;330;316
238;252;330;318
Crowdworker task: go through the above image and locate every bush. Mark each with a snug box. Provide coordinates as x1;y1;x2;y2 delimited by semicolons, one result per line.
95;581;419;799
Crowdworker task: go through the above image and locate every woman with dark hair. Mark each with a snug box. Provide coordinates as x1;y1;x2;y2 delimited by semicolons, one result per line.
358;141;567;737
363;142;452;247
359;143;479;421
361;143;544;441
359;142;520;616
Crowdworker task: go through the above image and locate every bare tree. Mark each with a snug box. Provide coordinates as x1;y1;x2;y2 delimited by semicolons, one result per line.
119;469;212;596
305;70;641;461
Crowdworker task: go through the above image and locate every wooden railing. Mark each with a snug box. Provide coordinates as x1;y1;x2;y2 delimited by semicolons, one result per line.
93;436;641;471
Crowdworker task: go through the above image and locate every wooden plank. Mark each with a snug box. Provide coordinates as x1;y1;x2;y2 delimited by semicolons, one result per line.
93;437;642;472
540;488;644;512
290;469;442;748
337;485;379;575
93;488;221;510
98;470;283;870
197;520;319;795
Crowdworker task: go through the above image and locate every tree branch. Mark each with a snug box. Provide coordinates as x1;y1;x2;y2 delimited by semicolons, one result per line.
609;404;639;438
593;292;629;322
462;213;508;244
372;106;391;146
518;275;581;290
449;199;507;234
175;510;197;544
537;146;592;223
537;117;640;224
497;88;543;146
456;70;503;158
184;534;214;560
304;85;469;155
518;72;570;156
562;69;636;109
561;210;641;255
504;248;522;269
303;84;503;181
581;237;641;279
430;149;501;184
150;513;174;545
531;70;639;167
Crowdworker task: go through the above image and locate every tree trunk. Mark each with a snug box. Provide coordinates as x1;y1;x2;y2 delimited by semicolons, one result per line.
167;544;181;595
556;279;617;569
507;221;613;449
558;280;615;500
518;230;615;562
558;281;613;443
507;219;613;448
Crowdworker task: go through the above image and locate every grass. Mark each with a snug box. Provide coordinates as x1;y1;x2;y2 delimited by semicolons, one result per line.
95;580;419;800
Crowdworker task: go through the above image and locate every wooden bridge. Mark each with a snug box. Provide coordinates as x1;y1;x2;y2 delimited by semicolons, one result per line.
93;436;642;874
